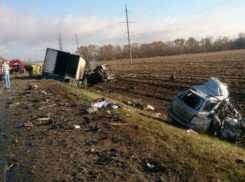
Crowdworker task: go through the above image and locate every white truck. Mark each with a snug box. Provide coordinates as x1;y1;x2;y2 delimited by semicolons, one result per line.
43;48;115;86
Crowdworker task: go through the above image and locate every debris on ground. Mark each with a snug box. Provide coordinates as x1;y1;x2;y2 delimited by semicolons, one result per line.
169;75;175;81
144;159;165;173
111;104;119;110
87;106;98;113
236;158;245;166
27;84;38;90
24;122;34;127
7;81;172;182
155;112;161;116
146;104;155;111
38;104;57;110
92;100;108;108
70;124;81;129
187;129;198;135
8;102;19;108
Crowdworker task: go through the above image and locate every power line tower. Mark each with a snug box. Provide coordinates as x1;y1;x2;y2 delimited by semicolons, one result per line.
58;35;63;51
121;4;134;64
75;34;82;56
75;34;79;50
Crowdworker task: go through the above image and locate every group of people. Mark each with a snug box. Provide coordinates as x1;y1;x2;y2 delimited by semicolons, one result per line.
1;58;11;90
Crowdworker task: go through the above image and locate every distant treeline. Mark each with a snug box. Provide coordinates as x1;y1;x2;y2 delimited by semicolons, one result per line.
78;32;245;61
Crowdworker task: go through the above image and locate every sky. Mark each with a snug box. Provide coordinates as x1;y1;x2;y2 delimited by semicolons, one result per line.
0;0;245;61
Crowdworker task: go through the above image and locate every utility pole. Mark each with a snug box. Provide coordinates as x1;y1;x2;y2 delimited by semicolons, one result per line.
121;4;134;64
75;34;79;50
75;34;82;56
58;35;63;51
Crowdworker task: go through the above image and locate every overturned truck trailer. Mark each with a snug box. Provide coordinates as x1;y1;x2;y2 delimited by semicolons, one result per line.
43;48;86;86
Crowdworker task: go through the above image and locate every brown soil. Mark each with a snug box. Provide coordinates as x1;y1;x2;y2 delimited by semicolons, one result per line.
2;50;245;181
4;75;174;182
92;50;245;117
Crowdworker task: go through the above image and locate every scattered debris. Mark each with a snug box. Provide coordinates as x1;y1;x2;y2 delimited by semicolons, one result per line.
70;124;81;129
8;102;19;107
135;103;145;110
146;104;155;111
169;75;175;81
110;123;128;126
144;160;165;173
28;84;38;90
87;106;98;114
187;129;198;135
40;91;47;95
111;105;119;110
38;104;57;110
236;158;245;166
124;101;156;111
106;110;111;115
92;101;108;108
36;118;51;121
8;163;16;170
24;122;34;127
155;112;161;117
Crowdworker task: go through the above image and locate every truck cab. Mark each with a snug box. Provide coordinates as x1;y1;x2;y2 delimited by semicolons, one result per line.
9;59;25;73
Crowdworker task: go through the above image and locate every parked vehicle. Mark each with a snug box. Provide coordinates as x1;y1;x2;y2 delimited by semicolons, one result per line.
9;59;25;73
43;48;115;86
166;77;245;141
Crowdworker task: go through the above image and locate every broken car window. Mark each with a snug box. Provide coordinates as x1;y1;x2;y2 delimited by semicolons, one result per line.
179;91;204;111
202;101;217;112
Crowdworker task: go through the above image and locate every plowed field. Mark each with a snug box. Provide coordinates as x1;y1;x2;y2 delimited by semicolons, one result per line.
91;50;245;116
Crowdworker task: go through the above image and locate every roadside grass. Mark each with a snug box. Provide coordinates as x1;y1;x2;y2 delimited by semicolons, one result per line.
45;80;245;181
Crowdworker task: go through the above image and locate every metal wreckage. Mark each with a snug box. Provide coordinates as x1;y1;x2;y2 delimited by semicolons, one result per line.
42;48;115;86
167;77;245;141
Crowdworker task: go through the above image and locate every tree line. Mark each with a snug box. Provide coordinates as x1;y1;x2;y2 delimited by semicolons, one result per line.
78;32;245;62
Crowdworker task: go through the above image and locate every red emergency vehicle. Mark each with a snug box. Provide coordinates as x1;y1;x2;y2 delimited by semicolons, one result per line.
9;59;25;73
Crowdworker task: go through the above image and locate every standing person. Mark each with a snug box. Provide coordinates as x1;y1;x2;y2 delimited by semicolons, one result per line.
1;60;11;90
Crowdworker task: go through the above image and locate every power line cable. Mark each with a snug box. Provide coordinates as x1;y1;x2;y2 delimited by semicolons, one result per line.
134;9;245;38
133;0;244;33
137;0;237;24
134;0;176;15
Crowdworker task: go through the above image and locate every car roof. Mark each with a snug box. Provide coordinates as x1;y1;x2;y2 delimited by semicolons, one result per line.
193;77;228;99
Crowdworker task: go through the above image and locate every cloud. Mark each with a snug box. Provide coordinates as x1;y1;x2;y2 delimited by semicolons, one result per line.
131;6;245;42
0;4;244;61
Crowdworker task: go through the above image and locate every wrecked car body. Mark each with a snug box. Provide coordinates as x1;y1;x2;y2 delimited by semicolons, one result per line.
84;64;115;85
166;77;245;141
